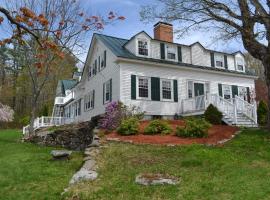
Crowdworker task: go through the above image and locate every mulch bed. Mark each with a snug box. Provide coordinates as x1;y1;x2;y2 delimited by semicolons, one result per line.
105;120;239;146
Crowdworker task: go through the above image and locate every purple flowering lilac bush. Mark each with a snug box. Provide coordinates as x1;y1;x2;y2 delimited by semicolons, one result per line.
99;101;144;130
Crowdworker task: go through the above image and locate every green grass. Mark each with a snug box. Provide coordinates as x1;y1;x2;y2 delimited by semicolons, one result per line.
68;128;270;200
0;129;83;200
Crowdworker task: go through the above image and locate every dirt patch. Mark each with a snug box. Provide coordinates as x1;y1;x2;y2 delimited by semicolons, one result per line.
105;120;239;146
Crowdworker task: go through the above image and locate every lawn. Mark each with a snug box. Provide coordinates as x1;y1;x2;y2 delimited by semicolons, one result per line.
0;129;83;200
68;128;270;200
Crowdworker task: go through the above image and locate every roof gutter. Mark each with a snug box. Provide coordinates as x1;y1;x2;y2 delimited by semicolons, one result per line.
116;57;258;80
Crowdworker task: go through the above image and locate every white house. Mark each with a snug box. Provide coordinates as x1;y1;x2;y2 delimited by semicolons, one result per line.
23;22;258;134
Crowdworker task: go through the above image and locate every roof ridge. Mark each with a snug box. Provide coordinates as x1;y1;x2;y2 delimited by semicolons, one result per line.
95;33;128;41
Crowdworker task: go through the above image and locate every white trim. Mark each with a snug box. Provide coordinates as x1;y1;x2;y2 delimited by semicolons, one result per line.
136;38;150;57
222;84;232;100
160;79;174;101
136;76;151;100
104;80;111;104
214;53;225;69
116;57;258;79
165;44;177;61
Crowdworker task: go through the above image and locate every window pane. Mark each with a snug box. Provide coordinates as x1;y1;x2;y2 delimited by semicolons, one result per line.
138;41;148;56
188;81;193;98
167;45;176;60
138;78;149;98
223;85;231;99
162;80;172;99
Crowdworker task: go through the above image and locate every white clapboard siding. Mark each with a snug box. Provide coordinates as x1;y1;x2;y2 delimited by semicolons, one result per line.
119;61;255;116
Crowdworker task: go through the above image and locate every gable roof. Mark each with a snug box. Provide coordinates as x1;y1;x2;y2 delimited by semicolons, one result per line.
58;79;77;96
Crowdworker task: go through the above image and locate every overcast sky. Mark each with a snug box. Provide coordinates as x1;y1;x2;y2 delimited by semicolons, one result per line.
0;0;246;68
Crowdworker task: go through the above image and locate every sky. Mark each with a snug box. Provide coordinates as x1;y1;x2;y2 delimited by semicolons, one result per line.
0;0;246;68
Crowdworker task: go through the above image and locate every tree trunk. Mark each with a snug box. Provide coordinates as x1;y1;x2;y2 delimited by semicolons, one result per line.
262;56;270;129
29;95;38;134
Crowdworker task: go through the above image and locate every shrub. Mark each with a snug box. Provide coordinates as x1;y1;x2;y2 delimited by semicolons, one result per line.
144;120;172;135
204;104;223;124
176;118;211;138
99;101;144;130
117;117;139;135
257;100;268;125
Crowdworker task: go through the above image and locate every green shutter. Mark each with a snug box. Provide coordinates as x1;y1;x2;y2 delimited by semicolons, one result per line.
224;55;228;69
98;56;101;71
232;85;238;98
103;83;105;104
151;77;160;101
174;80;178;102
131;75;136;100
94;60;97;75
247;87;250;103
177;46;182;62
160;43;165;59
93;90;95;108
218;84;223;97
104;50;106;67
211;52;215;67
109;79;112;102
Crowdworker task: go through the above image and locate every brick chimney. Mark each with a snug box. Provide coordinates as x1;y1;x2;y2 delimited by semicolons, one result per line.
154;22;173;43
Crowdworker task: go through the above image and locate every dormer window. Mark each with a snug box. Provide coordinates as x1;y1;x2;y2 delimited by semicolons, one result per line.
215;54;224;68
138;40;148;56
236;57;244;71
166;45;176;60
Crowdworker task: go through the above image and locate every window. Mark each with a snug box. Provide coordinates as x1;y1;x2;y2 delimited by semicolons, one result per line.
238;86;247;100
236;58;244;71
166;45;176;60
215;54;224;68
104;80;112;103
88;66;92;78
222;85;232;99
188;81;193;98
85;91;94;111
161;79;173;100
137;76;150;99
138;40;148;56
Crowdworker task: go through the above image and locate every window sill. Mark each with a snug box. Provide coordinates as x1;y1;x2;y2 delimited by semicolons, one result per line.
132;99;176;103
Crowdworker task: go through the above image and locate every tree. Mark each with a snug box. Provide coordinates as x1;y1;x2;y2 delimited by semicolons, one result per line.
0;0;124;133
141;0;270;128
0;102;14;122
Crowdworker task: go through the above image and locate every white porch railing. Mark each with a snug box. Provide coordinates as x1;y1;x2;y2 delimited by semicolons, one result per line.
181;93;257;125
54;91;74;105
181;95;206;113
22;116;74;135
234;96;257;123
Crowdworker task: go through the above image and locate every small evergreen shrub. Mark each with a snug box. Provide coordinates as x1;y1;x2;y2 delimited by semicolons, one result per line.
257;100;268;125
144;120;172;135
204;104;223;124
117;117;139;135
176;118;211;138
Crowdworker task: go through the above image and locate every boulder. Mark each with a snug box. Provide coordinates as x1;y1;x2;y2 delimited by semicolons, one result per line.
69;168;98;185
135;173;180;186
51;150;72;160
26;121;95;150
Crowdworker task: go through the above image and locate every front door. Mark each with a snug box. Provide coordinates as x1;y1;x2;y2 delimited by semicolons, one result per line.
194;83;205;110
194;83;204;96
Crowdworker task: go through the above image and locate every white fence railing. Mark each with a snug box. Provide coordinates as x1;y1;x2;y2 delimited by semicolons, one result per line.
22;116;74;135
234;96;257;123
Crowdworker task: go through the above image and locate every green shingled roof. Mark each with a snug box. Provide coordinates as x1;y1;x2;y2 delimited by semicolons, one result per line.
94;33;256;77
61;80;77;94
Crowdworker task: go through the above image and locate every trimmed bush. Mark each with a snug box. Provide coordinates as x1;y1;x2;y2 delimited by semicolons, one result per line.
176;118;211;138
204;104;223;124
257;100;268;125
117;117;139;136
144;120;172;135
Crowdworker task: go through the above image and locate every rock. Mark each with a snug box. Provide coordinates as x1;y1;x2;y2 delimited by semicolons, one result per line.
85;148;100;157
93;134;100;140
135;173;180;186
93;129;100;135
82;160;96;170
106;138;120;142
69;168;98;185
25;121;95;150
51;150;72;160
88;140;99;147
83;156;92;161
